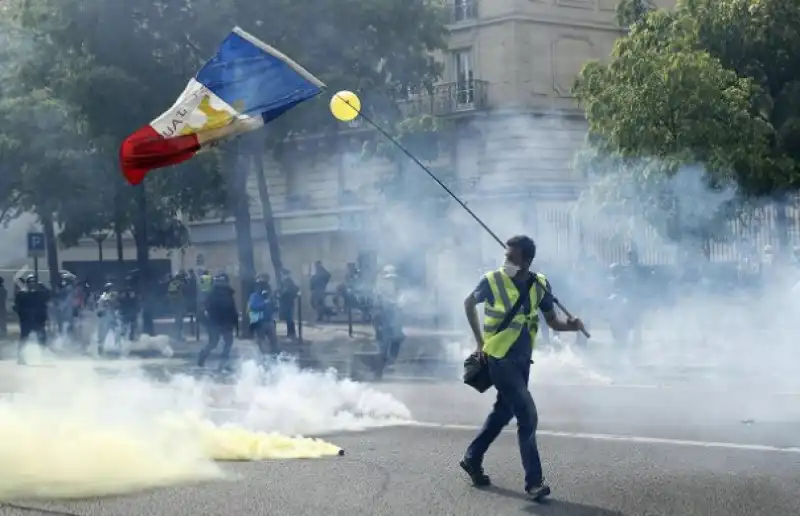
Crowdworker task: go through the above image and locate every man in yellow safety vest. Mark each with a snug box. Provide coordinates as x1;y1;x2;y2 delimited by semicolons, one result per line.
459;234;584;502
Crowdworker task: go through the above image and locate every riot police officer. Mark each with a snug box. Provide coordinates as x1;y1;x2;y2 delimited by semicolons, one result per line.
13;274;49;364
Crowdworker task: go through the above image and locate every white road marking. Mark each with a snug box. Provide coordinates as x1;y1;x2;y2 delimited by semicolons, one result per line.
385;375;661;389
409;422;800;454
531;383;660;389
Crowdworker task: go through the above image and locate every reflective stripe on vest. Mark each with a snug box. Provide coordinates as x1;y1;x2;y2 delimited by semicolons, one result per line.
481;269;547;359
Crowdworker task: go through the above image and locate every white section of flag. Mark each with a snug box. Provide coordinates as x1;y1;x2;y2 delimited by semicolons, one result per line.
149;78;241;139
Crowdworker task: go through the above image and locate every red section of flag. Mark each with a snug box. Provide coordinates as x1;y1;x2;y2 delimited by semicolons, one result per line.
119;125;201;185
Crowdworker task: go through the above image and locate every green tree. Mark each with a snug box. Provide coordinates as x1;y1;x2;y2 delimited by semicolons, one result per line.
0;92;96;286
573;0;800;248
11;0;230;330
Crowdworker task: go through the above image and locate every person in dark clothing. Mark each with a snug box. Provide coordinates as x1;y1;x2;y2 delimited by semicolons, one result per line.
185;269;198;336
117;275;140;342
279;269;299;338
460;235;585;502
0;278;7;339
13;274;50;364
198;273;239;370
310;261;332;322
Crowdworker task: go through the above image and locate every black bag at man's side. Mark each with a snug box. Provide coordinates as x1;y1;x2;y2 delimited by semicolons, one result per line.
463;352;493;393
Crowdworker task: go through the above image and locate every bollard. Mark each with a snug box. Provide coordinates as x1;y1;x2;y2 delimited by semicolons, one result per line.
347;303;353;337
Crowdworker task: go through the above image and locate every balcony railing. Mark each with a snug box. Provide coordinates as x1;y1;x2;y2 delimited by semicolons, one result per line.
448;0;478;23
399;80;488;118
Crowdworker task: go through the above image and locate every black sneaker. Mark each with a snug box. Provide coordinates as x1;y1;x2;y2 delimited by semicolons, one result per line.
459;458;491;487
526;482;551;502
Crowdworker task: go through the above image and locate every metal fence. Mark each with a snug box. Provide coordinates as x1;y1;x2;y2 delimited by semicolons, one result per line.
531;202;800;265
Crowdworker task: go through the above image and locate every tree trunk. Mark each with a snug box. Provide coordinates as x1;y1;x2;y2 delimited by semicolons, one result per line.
40;212;59;290
134;184;154;335
114;199;124;262
115;227;124;263
229;139;256;335
254;148;284;282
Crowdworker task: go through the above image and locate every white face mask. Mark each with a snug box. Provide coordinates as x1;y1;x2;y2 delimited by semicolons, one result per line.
502;260;520;277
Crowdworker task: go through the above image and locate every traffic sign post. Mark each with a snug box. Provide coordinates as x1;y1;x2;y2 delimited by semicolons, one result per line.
27;232;46;281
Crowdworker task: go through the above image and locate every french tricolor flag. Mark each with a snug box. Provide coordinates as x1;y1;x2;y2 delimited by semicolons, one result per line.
119;27;325;185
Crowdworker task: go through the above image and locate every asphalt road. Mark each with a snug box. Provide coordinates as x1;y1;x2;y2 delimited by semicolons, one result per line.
1;359;799;516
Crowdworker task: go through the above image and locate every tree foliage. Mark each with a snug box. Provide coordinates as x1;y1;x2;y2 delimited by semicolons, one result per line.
615;0;655;27
4;0;446;244
573;0;800;243
6;0;231;250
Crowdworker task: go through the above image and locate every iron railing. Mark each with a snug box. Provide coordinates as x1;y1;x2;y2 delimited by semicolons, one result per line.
399;79;489;118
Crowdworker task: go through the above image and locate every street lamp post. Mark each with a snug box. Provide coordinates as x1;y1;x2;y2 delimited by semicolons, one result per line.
91;231;109;262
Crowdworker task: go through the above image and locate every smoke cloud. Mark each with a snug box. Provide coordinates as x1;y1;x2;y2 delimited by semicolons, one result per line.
0;352;410;500
344;110;800;411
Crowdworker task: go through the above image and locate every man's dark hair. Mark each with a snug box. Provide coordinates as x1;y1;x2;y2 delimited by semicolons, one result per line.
506;235;537;264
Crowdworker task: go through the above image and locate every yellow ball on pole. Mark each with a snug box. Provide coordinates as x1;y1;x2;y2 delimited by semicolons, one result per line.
329;90;361;122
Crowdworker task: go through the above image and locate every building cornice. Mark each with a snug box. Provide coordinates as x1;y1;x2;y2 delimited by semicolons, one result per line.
447;11;626;35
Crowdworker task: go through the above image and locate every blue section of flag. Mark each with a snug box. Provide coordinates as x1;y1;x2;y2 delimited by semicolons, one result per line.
195;27;324;119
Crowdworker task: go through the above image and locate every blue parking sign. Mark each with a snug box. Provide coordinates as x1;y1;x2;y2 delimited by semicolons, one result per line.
27;232;46;258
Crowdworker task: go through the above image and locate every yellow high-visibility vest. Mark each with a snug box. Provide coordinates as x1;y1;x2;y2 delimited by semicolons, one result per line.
482;269;547;359
199;275;213;293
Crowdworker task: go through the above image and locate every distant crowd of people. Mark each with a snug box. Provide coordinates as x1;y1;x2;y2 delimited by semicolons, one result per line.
2;270;134;364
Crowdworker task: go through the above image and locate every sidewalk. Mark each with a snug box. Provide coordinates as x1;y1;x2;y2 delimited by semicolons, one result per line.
0;319;613;376
0;321;469;366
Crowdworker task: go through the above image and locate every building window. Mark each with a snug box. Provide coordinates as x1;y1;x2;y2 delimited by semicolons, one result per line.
452;0;477;23
453;49;474;106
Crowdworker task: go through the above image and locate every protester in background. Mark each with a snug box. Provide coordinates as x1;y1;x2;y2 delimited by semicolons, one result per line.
54;272;79;339
13;274;50;364
310;260;331;322
117;274;140;342
198;273;239;370
96;282;120;355
0;278;7;339
167;270;187;340
279;268;299;338
373;264;404;368
185;269;198;336
248;275;278;357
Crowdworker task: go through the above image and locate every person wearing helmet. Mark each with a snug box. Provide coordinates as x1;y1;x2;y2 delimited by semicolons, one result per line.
53;272;77;338
96;282;120;355
196;270;214;338
13;274;50;364
198;273;239;370
373;264;404;374
460;235;584;502
248;275;278;358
